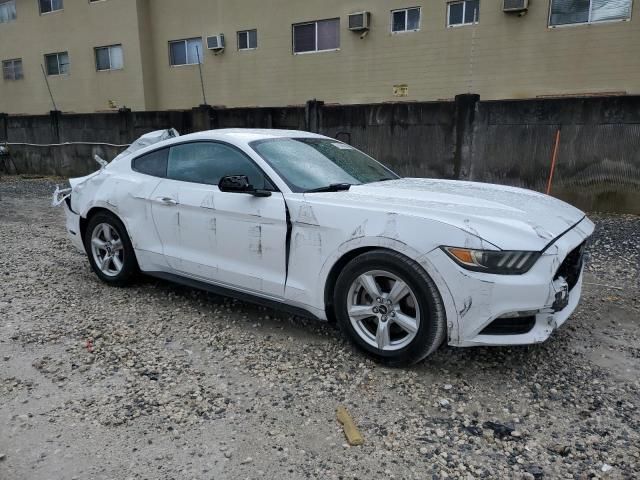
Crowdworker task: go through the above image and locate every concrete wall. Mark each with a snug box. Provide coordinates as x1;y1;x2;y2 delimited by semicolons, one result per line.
472;97;640;213
1;96;639;213
1;0;639;114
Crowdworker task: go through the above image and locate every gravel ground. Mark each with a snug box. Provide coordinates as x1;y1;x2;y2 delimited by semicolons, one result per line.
1;176;639;480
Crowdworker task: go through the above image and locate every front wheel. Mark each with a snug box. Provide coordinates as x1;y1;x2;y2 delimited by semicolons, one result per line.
333;250;446;366
84;212;138;286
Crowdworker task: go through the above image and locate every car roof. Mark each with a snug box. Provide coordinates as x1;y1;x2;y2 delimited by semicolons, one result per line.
172;128;328;144
109;128;331;167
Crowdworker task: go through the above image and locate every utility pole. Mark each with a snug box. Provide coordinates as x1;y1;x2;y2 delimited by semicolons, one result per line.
195;47;208;106
40;64;59;111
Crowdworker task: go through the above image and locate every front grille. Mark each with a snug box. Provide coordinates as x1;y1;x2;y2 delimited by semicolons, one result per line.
554;241;586;291
480;316;536;335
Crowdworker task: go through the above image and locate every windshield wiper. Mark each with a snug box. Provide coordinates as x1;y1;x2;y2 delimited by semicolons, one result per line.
305;183;352;193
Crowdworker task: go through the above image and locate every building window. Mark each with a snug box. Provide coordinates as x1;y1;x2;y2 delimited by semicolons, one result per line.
39;0;63;14
95;44;123;71
293;18;340;54
237;29;257;50
0;0;16;23
169;38;203;66
549;0;632;26
391;7;421;32
2;58;22;80
45;52;69;75
447;0;479;27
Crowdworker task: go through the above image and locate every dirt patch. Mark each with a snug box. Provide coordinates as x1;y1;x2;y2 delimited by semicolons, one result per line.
1;178;638;479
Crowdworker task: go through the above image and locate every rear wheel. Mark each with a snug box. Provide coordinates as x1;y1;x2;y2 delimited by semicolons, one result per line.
84;212;137;286
333;250;446;366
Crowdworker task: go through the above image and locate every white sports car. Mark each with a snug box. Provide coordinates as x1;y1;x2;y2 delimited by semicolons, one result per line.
57;128;594;365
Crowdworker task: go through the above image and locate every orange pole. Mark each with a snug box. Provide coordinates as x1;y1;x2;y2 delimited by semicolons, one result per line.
546;129;561;195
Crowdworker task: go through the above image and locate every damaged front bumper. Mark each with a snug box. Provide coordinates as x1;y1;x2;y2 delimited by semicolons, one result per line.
424;217;594;347
62;200;85;253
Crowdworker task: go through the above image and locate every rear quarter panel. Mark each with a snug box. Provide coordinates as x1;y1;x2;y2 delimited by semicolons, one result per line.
70;165;164;263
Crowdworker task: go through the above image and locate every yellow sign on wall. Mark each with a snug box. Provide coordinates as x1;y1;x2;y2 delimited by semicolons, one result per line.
393;84;409;97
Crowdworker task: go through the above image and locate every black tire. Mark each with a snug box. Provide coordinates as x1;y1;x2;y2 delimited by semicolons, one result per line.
333;249;447;366
84;211;138;287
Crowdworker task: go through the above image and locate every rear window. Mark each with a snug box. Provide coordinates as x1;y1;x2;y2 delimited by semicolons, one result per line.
132;148;168;177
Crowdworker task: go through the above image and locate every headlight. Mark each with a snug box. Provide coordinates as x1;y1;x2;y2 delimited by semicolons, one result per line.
442;247;540;275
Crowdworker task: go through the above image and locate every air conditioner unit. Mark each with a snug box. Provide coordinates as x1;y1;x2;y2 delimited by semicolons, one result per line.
206;34;225;51
503;0;529;12
348;12;371;31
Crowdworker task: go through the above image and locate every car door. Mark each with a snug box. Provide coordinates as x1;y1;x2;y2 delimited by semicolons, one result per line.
153;141;288;298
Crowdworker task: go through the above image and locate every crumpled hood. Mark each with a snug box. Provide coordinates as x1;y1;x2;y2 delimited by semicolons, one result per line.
306;178;590;251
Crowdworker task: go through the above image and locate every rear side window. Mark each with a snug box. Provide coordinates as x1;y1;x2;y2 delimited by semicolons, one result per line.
167;141;269;188
132;148;168;177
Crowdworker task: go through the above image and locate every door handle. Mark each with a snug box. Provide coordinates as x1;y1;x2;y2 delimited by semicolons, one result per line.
155;196;178;206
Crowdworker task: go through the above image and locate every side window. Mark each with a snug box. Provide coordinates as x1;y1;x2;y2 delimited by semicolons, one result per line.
132;148;168;177
167;142;269;188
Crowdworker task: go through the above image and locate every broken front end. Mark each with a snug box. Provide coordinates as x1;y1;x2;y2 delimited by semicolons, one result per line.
424;217;594;347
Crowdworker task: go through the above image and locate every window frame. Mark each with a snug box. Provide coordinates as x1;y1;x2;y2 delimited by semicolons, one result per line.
39;0;63;15
168;37;203;67
548;0;633;28
2;58;23;80
390;7;422;33
237;29;258;50
44;51;69;76
95;44;124;72
136;140;278;190
0;0;17;24
131;147;169;178
292;18;340;55
447;0;480;28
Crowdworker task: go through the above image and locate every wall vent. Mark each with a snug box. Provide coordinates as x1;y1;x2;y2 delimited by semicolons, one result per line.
503;0;529;12
206;34;225;51
348;12;371;31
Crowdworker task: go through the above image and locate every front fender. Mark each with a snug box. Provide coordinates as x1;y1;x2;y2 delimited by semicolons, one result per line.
315;237;460;343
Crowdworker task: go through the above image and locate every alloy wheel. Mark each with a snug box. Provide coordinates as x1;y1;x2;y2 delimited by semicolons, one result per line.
90;223;125;277
346;270;421;351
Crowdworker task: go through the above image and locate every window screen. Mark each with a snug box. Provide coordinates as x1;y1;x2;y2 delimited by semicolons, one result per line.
133;148;168;178
45;52;69;75
465;0;479;23
169;38;203;66
238;30;258;50
392;10;406;32
550;0;632;25
391;8;421;32
0;0;16;23
96;48;111;71
167;142;266;188
591;0;632;21
550;0;591;24
448;2;464;25
2;59;22;80
293;23;317;53
317;19;340;51
448;0;479;26
39;0;63;14
407;8;421;30
96;45;124;71
293;19;339;53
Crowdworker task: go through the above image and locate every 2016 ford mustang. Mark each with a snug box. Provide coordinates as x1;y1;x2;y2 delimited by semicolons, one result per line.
57;128;594;365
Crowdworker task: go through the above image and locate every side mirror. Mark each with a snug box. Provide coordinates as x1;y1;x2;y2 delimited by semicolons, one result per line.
218;175;272;197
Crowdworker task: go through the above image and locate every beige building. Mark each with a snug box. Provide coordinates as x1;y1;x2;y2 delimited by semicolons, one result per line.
0;0;638;115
